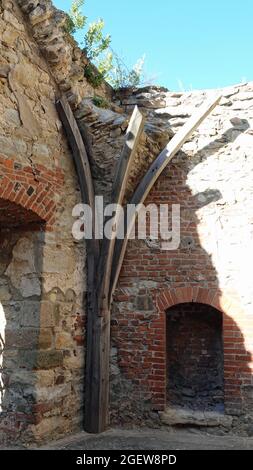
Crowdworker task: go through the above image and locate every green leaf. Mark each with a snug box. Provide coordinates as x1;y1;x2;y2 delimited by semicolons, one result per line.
66;1;146;91
67;0;87;34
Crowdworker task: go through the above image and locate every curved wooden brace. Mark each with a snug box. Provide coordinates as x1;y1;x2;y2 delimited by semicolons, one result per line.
97;106;145;313
56;96;100;432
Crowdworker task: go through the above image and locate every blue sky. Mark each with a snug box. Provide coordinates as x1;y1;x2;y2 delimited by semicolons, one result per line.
53;0;253;91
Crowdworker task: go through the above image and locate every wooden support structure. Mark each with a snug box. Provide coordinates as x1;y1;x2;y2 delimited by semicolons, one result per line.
56;97;100;432
92;107;145;432
57;93;221;434
97;106;145;312
57;100;145;432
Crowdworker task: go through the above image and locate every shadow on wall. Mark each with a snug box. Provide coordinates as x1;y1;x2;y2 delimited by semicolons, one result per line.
110;119;253;433
0;222;45;444
191;119;250;158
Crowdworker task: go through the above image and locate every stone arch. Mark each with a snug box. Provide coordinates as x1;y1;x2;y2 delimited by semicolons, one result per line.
0;196;46;439
0;157;63;439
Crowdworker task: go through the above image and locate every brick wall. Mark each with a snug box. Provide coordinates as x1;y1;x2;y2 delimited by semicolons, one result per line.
0;156;64;230
166;303;224;411
111;85;253;432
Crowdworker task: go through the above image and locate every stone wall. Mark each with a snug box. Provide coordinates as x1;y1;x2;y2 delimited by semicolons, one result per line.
0;0;87;444
74;96;172;205
16;0;113;107
1;0;253;444
0;0;169;444
110;83;253;435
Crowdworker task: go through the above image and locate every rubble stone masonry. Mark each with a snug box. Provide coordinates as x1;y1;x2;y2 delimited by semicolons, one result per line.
1;0;253;444
0;0;87;444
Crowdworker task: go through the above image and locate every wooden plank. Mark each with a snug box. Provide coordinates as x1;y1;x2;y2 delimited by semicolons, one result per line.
109;94;222;300
56;97;95;213
97;106;145;312
90;107;145;432
56;97;100;433
111;106;145;204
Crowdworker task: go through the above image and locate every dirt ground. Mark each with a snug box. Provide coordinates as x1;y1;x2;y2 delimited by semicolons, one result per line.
40;427;253;450
1;426;253;450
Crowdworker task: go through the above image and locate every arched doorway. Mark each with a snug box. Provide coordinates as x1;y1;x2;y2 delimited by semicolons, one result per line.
0;197;45;441
166;302;224;412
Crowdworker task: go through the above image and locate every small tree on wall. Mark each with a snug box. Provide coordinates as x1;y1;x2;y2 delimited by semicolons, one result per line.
65;0;145;89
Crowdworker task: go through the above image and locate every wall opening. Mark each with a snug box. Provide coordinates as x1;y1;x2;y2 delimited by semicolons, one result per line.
166;302;224;413
0;198;45;443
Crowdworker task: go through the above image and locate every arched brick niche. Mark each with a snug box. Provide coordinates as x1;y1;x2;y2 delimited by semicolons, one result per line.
0;197;46;440
166;302;224;412
0;157;65;441
0;156;64;230
154;287;253;415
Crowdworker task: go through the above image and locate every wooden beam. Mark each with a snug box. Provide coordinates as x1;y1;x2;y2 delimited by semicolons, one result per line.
109;93;222;300
93;107;145;432
56;97;100;433
111;106;145;205
56;97;95;214
98;106;145;311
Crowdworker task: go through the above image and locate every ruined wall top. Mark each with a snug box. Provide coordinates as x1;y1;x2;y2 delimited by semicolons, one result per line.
5;0;113;107
3;0;253;198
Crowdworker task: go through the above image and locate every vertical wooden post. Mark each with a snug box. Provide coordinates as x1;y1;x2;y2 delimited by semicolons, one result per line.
86;106;145;432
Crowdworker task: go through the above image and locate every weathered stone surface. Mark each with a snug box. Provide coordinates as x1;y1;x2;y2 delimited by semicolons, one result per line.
0;280;12;301
5;237;41;298
55;332;73;350
0;64;10;78
38;329;53;350
0;136;18;158
4;108;21;128
35;351;64;370
13;91;40;136
3;9;25;32
16;0;113;107
0;0;85;446
160;408;233;428
135;295;154;311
